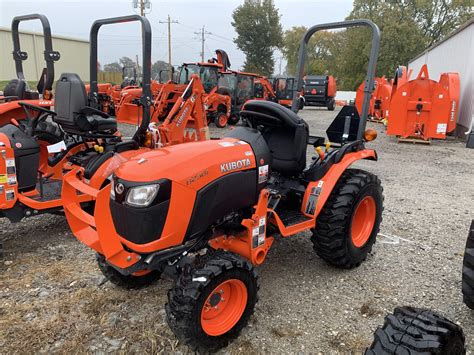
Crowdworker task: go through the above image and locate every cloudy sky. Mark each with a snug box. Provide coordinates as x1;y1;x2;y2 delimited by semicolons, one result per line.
0;0;353;71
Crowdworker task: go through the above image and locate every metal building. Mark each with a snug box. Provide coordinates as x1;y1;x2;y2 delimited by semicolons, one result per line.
409;18;473;136
0;27;89;83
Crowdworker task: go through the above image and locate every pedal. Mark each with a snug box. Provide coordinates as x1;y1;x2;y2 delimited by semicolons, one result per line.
267;189;281;210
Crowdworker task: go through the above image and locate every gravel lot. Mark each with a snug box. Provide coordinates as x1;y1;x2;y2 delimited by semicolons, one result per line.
1;106;473;353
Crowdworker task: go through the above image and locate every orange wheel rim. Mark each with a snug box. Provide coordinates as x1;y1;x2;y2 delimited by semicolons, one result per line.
351;196;376;247
201;279;247;336
218;114;227;126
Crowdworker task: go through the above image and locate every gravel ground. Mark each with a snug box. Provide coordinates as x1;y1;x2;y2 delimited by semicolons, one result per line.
1;106;473;353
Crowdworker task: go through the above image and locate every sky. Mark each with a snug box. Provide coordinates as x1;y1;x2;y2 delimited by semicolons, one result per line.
0;0;354;72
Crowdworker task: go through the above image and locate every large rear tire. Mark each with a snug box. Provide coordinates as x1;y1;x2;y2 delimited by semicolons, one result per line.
97;254;161;289
366;306;465;354
462;220;474;308
327;98;336;111
311;169;383;268
166;250;258;352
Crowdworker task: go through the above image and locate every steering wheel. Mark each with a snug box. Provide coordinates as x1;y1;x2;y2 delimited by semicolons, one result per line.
18;101;56;137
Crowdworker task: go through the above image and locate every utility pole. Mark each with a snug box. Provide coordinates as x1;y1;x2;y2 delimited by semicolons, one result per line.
133;0;151;16
160;15;178;80
194;26;212;63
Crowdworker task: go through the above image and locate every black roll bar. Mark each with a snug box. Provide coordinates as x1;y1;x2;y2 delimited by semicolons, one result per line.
89;15;152;144
11;14;60;94
291;19;380;140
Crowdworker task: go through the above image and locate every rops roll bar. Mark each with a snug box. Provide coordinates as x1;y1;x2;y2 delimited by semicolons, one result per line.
291;19;380;141
11;14;60;94
89;15;152;144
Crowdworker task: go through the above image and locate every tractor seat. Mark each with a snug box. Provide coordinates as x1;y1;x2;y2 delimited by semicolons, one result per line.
241;100;309;176
53;73;117;135
3;79;40;100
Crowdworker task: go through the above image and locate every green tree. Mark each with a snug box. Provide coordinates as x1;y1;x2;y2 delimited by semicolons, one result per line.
103;62;122;72
232;0;283;76
151;60;172;81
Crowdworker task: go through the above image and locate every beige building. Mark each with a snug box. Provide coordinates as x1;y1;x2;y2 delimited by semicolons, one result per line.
0;27;89;84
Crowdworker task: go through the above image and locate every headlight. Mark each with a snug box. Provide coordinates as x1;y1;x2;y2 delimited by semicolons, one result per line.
125;184;160;207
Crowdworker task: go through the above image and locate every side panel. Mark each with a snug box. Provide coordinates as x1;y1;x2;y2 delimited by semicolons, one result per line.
185;170;258;241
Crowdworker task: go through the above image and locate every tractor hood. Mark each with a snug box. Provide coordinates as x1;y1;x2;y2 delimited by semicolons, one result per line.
113;138;258;190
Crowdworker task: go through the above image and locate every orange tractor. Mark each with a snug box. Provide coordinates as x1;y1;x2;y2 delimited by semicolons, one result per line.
63;19;383;351
355;76;393;122
386;64;460;141
0;14;59;126
272;76;304;109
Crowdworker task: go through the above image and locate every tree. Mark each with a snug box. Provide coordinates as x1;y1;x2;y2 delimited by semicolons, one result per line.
151;60;172;81
103;62;122;72
282;27;345;77
232;0;283;76
119;56;136;69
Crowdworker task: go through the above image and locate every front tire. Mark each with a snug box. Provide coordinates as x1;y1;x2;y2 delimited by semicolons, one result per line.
166;251;258;352
366;307;465;354
311;169;383;268
462;220;474;308
97;254;161;289
215;113;228;128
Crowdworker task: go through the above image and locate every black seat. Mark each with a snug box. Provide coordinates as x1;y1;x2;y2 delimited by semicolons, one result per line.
3;79;27;99
53;73;117;135
241;100;308;176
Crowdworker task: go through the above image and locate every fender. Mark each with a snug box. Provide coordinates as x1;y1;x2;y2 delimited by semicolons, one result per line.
302;149;377;219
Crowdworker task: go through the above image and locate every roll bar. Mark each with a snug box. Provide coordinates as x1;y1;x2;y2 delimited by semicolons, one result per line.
291;19;380;140
11;14;60;94
89;15;152;144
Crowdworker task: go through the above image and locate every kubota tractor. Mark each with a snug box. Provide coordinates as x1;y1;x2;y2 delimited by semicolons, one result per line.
303;74;337;110
0;14;60;126
272;76;304;109
63;19;384;351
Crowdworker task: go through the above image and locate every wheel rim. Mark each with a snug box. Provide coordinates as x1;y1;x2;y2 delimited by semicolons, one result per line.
351;196;376;247
201;279;248;336
218;114;227;127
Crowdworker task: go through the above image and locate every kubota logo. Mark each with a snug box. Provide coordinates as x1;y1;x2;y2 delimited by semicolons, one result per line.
220;158;251;173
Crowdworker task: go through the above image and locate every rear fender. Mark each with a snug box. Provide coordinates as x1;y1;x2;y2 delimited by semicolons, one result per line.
302;149;377;219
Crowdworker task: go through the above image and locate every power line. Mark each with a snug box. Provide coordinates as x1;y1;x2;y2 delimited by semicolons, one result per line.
194;26;212;62
159;15;179;80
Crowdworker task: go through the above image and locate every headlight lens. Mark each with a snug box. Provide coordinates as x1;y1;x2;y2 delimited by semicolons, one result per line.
125;184;160;207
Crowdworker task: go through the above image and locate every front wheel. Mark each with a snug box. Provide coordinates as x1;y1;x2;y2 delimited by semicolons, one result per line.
311;169;383;268
166;251;258;352
366;307;465;354
462;220;474;308
96;254;161;289
215;113;228;128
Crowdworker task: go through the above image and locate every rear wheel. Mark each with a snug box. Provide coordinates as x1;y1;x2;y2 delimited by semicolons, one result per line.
366;306;465;354
96;254;161;289
228;114;240;125
215;113;228;128
311;169;383;268
327;98;336;111
462;220;474;308
166;250;258;352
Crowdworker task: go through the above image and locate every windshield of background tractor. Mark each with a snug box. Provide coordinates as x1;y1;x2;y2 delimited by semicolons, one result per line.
218;73;236;96
236;74;254;105
179;64;219;93
274;78;296;100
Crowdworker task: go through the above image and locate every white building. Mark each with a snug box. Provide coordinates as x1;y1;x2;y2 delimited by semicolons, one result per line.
409;18;473;136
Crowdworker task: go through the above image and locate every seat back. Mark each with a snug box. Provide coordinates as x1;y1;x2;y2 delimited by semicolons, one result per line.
53;73;88;133
3;79;26;99
242;100;308;175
